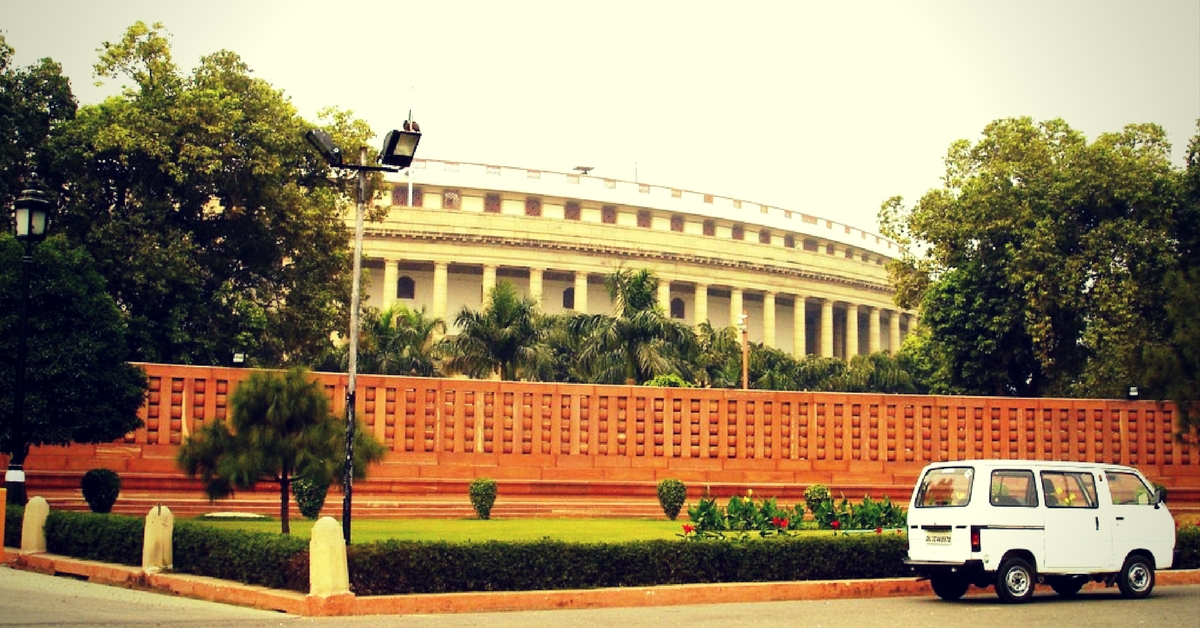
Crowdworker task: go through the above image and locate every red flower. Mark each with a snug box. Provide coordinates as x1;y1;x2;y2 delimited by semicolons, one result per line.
771;516;789;529
831;520;841;530
682;524;696;535
875;527;883;534
781;518;790;529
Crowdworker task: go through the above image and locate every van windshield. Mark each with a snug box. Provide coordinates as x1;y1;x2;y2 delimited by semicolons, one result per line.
916;467;973;508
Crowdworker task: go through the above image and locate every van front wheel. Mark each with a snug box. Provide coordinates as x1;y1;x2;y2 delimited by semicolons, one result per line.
930;574;969;600
1117;554;1155;599
995;557;1036;603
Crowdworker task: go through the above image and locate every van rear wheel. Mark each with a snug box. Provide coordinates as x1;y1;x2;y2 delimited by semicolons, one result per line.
995;557;1036;603
930;574;969;601
1117;554;1155;599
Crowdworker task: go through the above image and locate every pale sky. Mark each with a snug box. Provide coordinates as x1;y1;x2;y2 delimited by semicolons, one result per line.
3;1;1198;235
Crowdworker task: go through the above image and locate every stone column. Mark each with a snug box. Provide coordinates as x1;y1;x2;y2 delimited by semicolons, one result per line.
695;283;709;326
793;296;806;357
482;264;497;308
657;279;671;314
574;271;589;313
432;261;448;321
730;288;744;328
763;291;776;348
529;267;544;309
889;310;901;354
868;307;881;354
382;259;398;309
820;298;834;358
845;303;859;358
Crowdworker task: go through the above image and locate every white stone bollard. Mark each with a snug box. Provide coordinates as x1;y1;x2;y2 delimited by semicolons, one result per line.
20;496;48;553
142;503;174;573
308;516;350;597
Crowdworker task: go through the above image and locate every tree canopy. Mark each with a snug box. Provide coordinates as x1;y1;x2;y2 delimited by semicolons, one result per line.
42;22;377;367
0;235;147;464
177;368;384;534
881;117;1191;399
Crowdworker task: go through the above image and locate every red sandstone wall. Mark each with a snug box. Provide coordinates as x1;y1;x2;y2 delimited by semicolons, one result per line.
13;363;1200;513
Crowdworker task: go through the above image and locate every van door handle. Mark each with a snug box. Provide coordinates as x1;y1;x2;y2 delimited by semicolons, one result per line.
1115;516;1125;521
1095;517;1099;531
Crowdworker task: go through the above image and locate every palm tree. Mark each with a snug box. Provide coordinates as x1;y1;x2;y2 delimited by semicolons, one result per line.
570;268;698;384
444;281;547;380
176;368;385;534
354;303;445;376
694;321;741;388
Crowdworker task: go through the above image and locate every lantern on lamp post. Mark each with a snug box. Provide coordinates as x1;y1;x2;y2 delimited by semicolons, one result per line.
6;175;52;505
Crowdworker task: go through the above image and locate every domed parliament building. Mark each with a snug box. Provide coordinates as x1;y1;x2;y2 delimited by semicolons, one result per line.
361;160;916;358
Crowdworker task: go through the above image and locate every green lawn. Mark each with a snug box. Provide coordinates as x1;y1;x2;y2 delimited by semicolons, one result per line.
190;517;691;543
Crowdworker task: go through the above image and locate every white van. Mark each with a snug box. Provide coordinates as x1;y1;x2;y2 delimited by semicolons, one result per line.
905;459;1175;603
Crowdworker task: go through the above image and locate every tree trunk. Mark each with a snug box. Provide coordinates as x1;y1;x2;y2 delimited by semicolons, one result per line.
279;473;291;535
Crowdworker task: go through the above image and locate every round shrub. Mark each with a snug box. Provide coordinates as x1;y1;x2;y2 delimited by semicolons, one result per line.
469;478;498;520
292;477;329;520
81;468;121;514
657;478;687;520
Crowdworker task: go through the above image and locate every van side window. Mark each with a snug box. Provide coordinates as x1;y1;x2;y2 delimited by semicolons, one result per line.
990;470;1037;507
915;467;973;508
1040;471;1099;509
1107;471;1154;505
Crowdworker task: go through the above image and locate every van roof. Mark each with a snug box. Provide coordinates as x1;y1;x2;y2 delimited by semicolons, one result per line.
920;459;1144;474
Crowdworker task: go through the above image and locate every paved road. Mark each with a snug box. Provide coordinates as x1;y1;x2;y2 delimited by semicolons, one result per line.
2;565;1197;628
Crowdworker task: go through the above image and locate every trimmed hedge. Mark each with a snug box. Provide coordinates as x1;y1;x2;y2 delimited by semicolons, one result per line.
45;510;144;565
7;506;1199;596
347;534;909;595
173;521;308;591
4;505;22;548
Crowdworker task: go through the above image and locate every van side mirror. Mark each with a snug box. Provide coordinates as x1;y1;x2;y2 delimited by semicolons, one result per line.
1154;489;1166;506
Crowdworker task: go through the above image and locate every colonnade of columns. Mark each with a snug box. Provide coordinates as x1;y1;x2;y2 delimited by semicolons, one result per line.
378;260;914;358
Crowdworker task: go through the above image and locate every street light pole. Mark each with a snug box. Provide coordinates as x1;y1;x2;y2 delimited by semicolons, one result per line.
341;148;367;546
305;124;421;546
6;178;51;506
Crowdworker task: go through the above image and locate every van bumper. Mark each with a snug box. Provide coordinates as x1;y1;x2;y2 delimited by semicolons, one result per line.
904;558;987;579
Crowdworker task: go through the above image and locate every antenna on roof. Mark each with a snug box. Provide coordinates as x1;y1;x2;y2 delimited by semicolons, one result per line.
574;166;593;176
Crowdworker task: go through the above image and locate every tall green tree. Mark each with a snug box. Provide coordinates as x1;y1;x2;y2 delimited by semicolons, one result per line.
881;117;1186;397
49;22;375;367
1;235;147;503
569;268;698;384
177;368;384;534
0;34;76;210
1144;123;1200;443
444;281;546;380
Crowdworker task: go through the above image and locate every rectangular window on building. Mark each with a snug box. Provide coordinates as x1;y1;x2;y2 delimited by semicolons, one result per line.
565;201;581;220
758;230;771;244
703;220;715;236
442;190;461;210
671;215;684;232
525;197;542;217
637;210;651;228
485;193;501;213
803;239;818;252
602;205;617;224
732;225;744;240
785;235;796;248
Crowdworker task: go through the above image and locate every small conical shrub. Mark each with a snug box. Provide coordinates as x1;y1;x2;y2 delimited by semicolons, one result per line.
81;468;121;514
469;478;498;520
292;477;329;519
657;478;687;520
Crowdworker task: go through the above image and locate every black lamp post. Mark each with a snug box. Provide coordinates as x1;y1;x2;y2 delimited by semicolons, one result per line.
6;176;52;506
304;122;422;545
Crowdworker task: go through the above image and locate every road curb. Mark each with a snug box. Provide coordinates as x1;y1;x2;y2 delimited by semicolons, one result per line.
5;548;1199;616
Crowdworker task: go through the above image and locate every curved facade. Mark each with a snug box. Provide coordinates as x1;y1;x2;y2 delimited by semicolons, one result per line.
362;160;916;358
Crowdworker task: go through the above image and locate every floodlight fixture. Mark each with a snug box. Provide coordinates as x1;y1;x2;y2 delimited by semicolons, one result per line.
378;127;422;168
305;129;343;166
